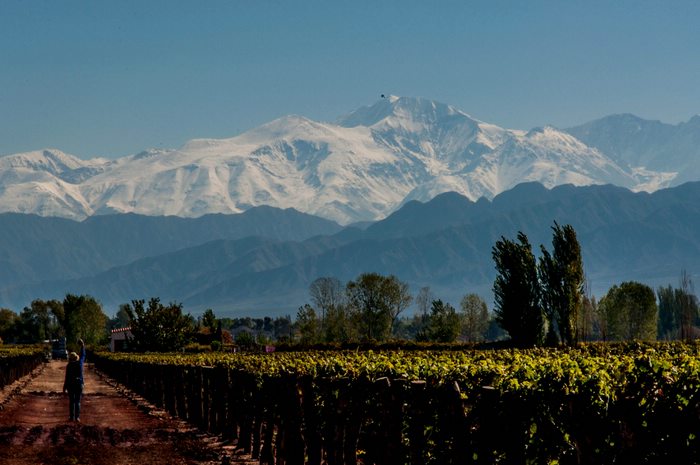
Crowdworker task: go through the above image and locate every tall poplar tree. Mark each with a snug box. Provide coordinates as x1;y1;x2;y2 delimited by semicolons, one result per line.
492;232;543;347
539;223;585;345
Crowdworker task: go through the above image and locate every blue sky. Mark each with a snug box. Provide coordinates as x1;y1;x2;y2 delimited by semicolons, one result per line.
1;0;699;159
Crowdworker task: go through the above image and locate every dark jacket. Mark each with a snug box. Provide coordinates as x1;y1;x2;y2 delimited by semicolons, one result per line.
63;345;86;392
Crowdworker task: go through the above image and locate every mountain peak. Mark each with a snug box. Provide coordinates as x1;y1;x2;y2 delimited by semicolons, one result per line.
686;115;700;125
337;95;470;129
0;148;88;174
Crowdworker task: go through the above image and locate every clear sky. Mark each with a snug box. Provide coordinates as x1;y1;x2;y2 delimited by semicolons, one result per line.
1;0;699;159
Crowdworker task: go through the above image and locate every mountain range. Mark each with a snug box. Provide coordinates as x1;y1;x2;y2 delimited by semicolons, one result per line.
2;181;700;316
2;96;700;316
1;96;697;225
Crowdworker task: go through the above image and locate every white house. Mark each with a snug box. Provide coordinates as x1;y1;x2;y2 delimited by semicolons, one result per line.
110;327;133;352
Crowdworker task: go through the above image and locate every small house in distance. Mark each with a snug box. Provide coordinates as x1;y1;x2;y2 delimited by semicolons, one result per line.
110;327;133;352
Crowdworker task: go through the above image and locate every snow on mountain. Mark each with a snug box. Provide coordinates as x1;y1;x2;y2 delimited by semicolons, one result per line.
0;149;108;219
0;149;81;173
566;113;700;183
0;97;693;224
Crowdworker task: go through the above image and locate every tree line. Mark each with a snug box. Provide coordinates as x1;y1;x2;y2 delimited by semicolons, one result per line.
295;222;699;347
1;222;698;350
294;273;497;345
0;295;107;347
492;222;698;346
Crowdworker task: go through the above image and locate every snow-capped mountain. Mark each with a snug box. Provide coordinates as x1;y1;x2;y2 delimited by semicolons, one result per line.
0;149;108;218
0;97;693;224
566;114;700;184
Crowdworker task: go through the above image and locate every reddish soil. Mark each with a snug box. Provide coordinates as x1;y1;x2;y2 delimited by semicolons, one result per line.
0;360;254;465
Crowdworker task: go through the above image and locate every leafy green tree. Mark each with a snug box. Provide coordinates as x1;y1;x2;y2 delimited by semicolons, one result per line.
62;294;108;346
323;304;354;343
424;299;461;342
460;294;489;343
235;330;256;349
201;308;217;333
0;308;19;343
539;223;585;345
346;273;412;342
295;304;320;344
492;232;544;347
15;299;63;343
346;273;388;341
599;282;657;340
125;298;195;351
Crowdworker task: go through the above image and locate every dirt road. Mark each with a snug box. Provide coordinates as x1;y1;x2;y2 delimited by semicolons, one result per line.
0;360;251;465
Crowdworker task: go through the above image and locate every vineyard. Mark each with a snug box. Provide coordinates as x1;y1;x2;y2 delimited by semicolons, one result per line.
0;346;44;390
89;343;700;464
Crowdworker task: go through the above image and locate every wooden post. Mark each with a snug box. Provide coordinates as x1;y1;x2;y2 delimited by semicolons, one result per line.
282;378;305;465
201;366;214;431
238;374;254;454
407;380;428;465
224;369;240;441
300;376;322;465
175;366;187;420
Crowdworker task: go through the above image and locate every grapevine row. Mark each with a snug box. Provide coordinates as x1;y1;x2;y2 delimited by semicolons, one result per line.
0;346;45;389
92;343;700;464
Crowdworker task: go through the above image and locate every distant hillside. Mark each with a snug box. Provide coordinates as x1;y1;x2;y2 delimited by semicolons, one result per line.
0;206;341;290
2;182;699;316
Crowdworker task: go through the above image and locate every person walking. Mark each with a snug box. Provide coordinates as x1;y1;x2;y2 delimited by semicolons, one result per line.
63;338;86;422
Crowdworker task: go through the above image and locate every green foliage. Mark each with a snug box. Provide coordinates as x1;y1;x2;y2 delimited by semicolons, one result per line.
124;298;195;351
0;308;20;343
422;299;461;342
15;299;62;343
295;304;320;344
94;340;700;465
538;222;585;345
492;232;544;346
201;308;217;332
321;304;354;343
61;294;108;345
599;281;658;340
0;346;45;388
346;272;412;342
234;330;256;349
4;295;106;345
